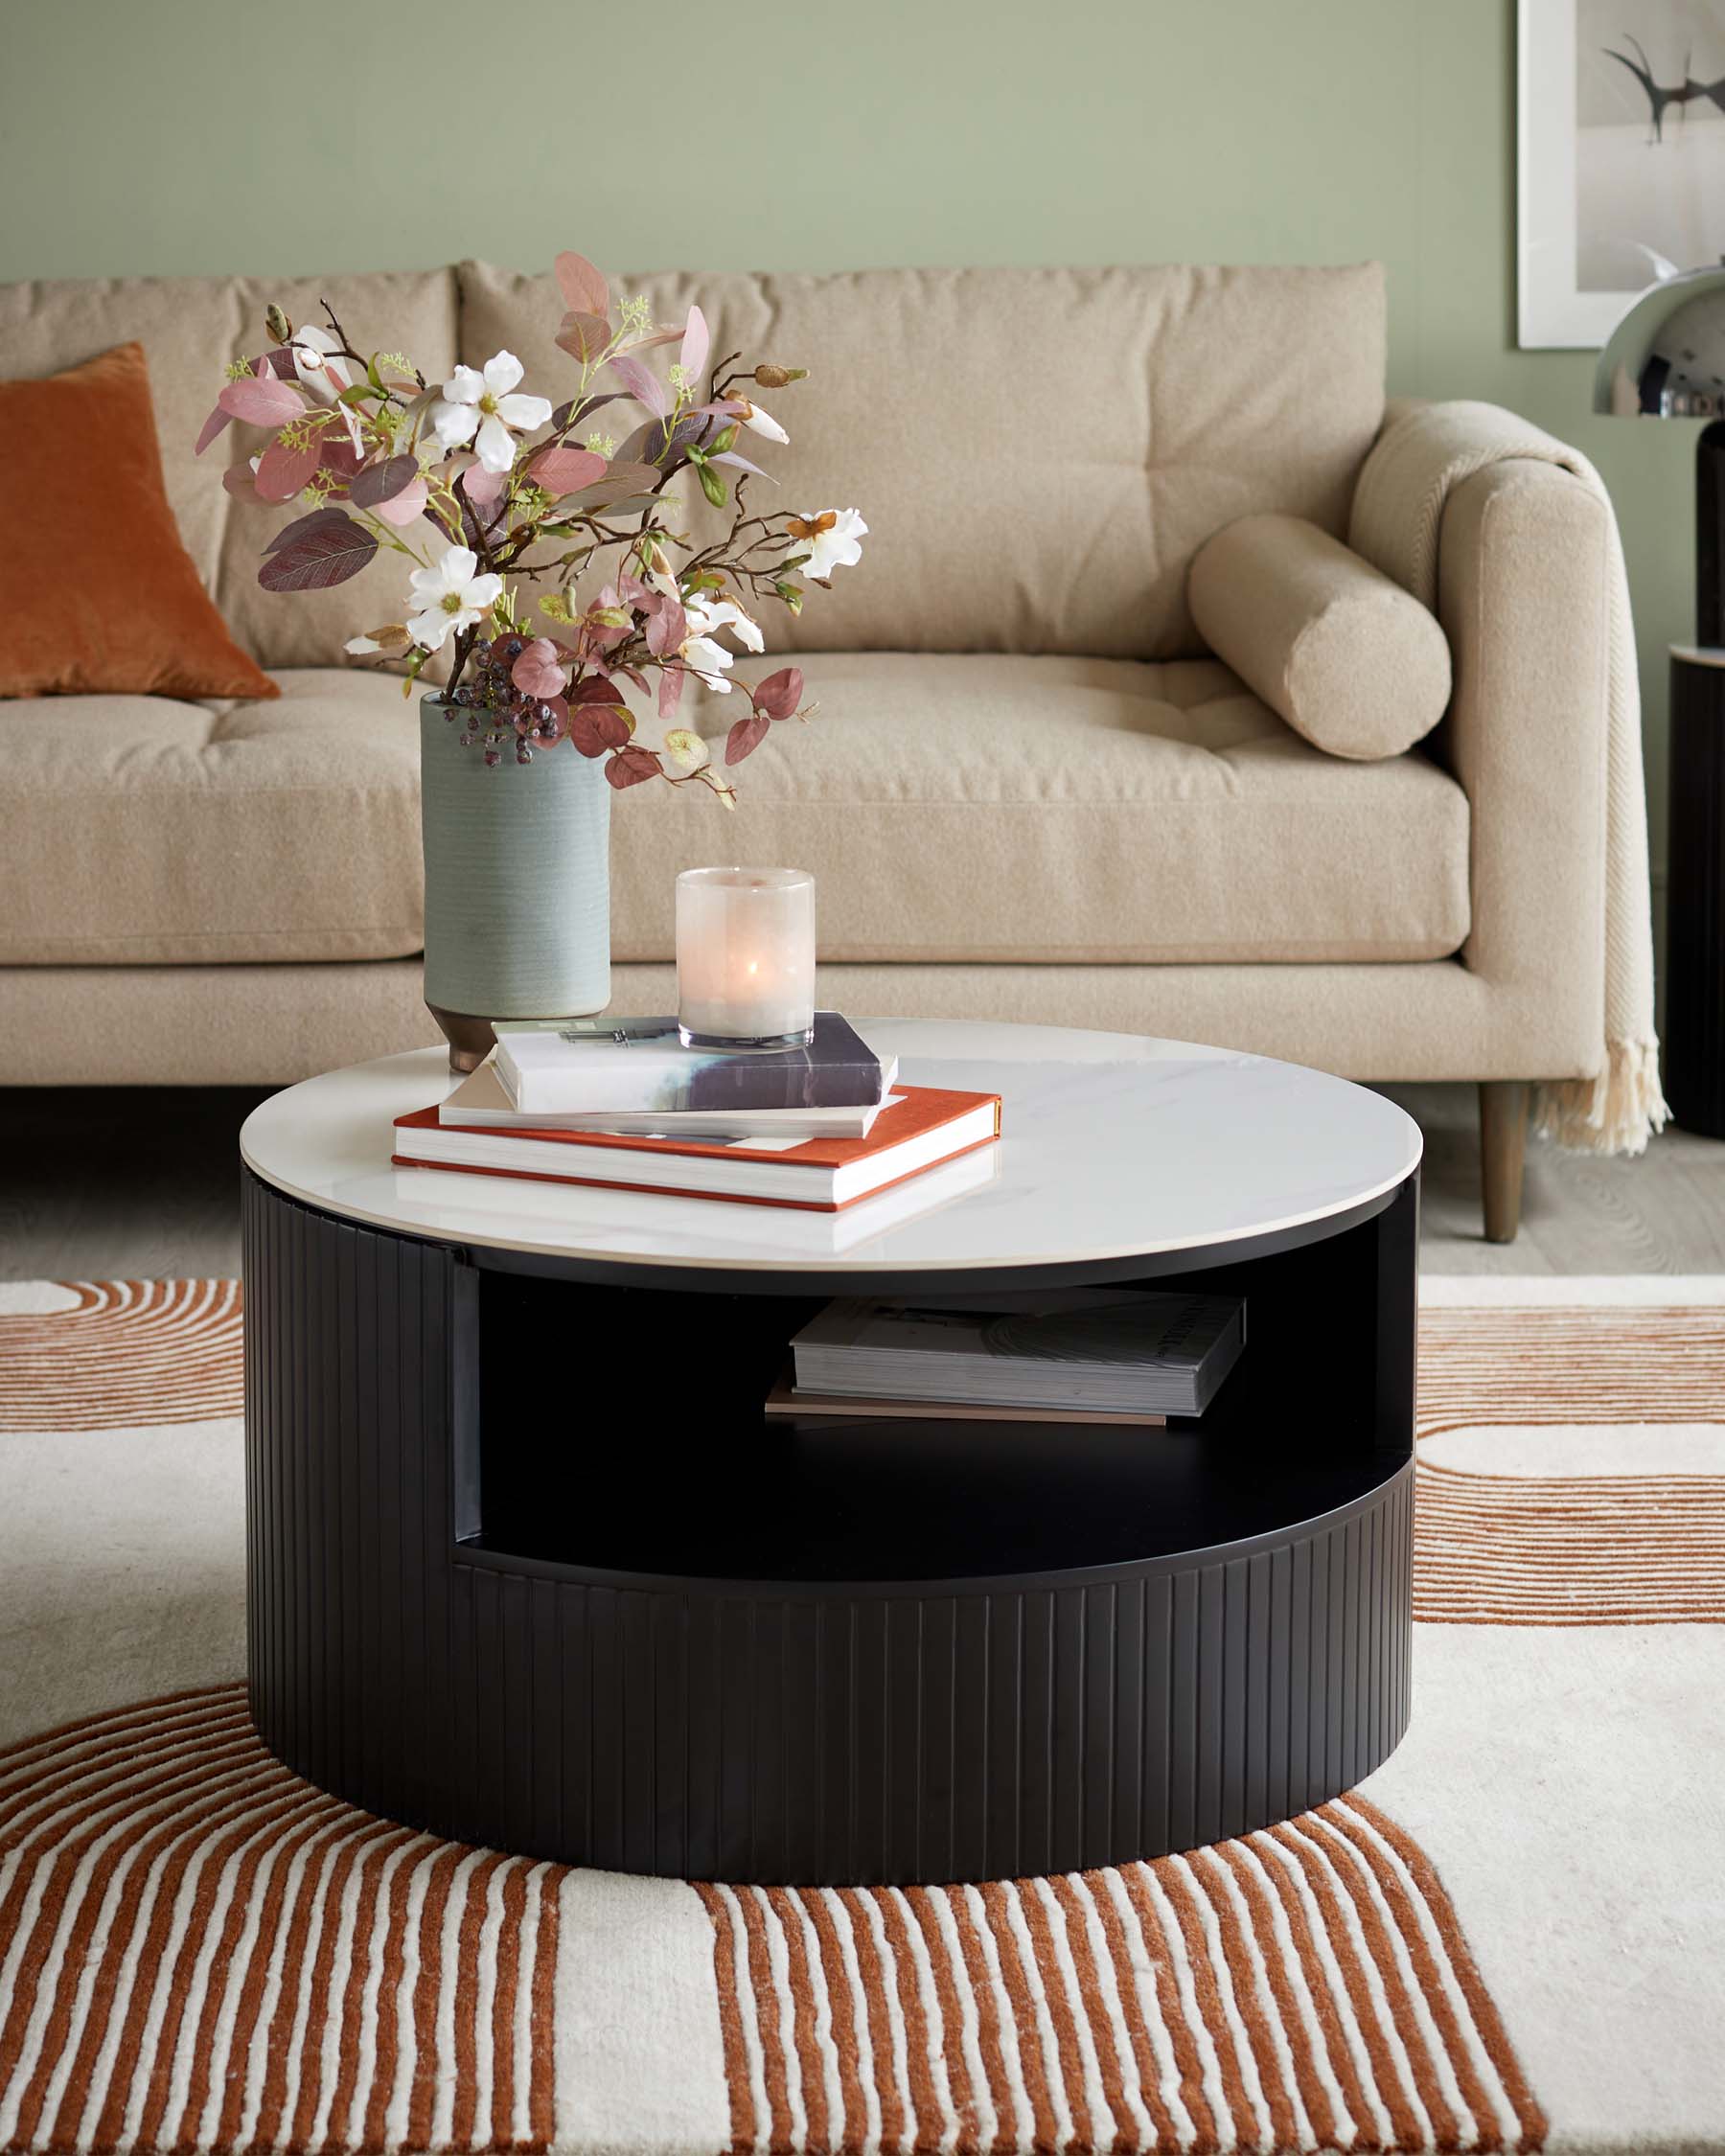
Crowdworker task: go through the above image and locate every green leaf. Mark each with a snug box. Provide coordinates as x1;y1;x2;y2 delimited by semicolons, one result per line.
664;727;709;770
698;463;728;509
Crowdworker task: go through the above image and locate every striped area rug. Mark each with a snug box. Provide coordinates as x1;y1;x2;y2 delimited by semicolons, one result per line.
696;1801;1543;2156
1414;1292;1725;1626
0;1280;242;1433
2;1274;1722;2153
0;1690;1540;2156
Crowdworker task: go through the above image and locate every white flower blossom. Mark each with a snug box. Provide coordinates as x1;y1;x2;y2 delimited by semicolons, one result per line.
676;595;765;691
430;351;553;473
788;507;866;582
405;545;504;653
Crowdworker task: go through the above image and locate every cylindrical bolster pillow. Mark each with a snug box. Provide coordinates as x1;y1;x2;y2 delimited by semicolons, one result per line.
1187;513;1451;760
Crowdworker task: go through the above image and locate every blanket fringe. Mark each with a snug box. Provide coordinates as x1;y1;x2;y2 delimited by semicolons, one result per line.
1532;1039;1668;1157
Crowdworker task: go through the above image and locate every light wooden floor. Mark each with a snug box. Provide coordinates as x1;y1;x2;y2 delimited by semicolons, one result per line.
2;1082;1721;1278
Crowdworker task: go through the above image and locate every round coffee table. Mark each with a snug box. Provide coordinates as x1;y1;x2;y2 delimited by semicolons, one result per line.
240;1020;1421;1886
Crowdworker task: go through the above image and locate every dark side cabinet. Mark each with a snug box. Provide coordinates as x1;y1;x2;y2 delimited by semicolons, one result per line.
1668;646;1725;1135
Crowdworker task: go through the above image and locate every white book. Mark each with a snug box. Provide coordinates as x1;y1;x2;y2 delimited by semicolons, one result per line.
791;1289;1247;1418
386;1134;1002;1255
441;1057;896;1140
494;1011;887;1115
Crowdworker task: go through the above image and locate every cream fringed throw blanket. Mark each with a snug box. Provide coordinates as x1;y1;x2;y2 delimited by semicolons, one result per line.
1349;398;1668;1156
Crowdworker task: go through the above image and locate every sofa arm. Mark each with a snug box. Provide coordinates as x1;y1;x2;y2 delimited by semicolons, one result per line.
1188;513;1452;759
1429;459;1612;1040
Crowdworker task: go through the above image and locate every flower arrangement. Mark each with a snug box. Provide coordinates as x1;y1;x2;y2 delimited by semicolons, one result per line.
196;250;866;805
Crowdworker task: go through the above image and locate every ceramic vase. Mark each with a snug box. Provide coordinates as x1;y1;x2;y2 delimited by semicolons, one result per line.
419;697;611;1071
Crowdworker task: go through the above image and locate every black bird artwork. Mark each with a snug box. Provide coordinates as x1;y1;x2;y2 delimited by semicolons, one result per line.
1602;33;1725;142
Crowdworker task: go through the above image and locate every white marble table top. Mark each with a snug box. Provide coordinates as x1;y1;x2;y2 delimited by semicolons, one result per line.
240;1020;1422;1276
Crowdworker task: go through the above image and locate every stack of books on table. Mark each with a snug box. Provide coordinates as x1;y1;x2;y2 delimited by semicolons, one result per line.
771;1288;1247;1424
391;1014;1001;1212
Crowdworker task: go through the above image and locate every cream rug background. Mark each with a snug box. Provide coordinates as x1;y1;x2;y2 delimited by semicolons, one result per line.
1;1275;1721;2154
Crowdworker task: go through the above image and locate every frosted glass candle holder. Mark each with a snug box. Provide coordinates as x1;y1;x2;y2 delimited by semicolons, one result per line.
676;867;816;1051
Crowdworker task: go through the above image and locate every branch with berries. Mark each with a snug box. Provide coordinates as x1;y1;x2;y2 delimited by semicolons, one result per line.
195;249;866;802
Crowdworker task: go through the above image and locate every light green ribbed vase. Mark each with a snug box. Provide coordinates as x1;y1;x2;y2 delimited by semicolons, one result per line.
420;697;611;1071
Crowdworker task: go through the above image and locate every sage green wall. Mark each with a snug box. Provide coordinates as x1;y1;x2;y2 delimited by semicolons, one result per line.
0;0;1688;878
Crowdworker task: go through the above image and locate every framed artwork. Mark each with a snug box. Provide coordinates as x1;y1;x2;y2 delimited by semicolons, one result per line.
1519;0;1725;347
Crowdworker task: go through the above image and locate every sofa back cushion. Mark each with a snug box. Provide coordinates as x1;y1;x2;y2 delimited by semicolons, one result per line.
0;267;458;671
461;260;1386;659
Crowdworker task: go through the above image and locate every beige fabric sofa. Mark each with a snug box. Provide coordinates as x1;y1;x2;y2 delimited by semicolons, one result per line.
0;261;1617;1236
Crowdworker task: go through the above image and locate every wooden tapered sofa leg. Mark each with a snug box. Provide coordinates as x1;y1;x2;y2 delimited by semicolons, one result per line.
1479;1081;1530;1244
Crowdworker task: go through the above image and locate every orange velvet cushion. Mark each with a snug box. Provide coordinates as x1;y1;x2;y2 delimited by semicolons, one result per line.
0;342;278;700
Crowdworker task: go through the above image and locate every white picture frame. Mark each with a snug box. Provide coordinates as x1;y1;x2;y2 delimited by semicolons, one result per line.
1519;0;1725;348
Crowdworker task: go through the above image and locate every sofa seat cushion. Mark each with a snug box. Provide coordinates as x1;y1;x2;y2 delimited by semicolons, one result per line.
609;653;1470;964
0;672;423;965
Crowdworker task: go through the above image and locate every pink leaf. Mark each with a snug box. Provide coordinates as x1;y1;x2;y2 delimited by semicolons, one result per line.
253;437;322;503
461;461;505;506
257;512;377;592
221;460;260;499
318;435;362;486
374;475;428;528
555;311;611;365
725;713;770;766
609;354;668;420
549;388;624;433
567;698;633;757
513;638;568;700
565;710;610;758
708;449;775;482
218;373;306;426
645;597;687;659
573;674;628;706
195;403;233;456
751;666;804;721
349;453;418;509
262;505;352;554
554;250;609;319
529;446;609;495
605;745;661;790
658;667;687;720
679;304;710;383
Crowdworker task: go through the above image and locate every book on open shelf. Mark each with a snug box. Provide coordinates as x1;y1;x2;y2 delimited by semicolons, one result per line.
764;1365;1168;1427
790;1288;1246;1418
393;1084;1001;1211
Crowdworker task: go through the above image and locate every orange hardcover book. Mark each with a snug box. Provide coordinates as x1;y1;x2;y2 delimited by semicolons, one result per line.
391;1084;1001;1212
